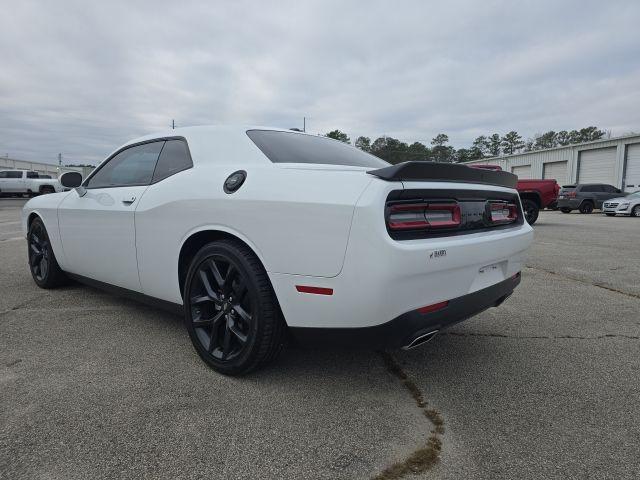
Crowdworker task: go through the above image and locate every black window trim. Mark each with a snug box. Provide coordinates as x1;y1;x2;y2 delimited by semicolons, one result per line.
83;136;193;190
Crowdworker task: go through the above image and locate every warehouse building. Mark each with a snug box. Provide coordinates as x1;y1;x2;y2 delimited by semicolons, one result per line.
0;157;93;178
465;133;640;193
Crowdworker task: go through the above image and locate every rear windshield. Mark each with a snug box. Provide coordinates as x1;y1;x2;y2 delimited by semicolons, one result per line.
247;130;389;168
561;185;576;189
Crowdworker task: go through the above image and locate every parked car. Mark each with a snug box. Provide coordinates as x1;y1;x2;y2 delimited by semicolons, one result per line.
468;165;559;225
0;170;62;197
602;191;640;217
22;126;533;375
558;184;625;214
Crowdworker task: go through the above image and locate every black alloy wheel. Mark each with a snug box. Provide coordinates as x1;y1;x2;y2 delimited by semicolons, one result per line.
521;199;539;225
184;240;285;375
632;205;640;217
579;201;594;214
27;217;67;288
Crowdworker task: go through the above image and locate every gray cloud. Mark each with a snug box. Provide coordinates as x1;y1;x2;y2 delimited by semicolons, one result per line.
1;0;639;165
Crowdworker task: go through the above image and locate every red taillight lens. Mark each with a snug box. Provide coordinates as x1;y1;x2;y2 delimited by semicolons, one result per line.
489;202;518;224
566;191;576;198
388;203;461;231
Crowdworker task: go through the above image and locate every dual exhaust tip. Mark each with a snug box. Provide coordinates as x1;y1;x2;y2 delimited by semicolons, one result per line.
402;330;439;350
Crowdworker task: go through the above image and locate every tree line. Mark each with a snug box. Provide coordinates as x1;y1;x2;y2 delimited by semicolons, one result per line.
325;126;607;164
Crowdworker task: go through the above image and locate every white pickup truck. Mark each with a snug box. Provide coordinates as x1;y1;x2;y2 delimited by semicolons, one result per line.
0;169;63;197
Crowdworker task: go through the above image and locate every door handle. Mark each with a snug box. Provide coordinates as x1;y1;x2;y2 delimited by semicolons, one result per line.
122;195;136;205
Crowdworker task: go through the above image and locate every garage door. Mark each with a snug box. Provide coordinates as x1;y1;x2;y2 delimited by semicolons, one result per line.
624;144;640;192
542;161;568;185
577;147;616;184
511;165;531;179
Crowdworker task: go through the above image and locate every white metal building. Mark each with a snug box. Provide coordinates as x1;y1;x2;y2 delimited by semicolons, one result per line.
465;133;640;193
0;157;92;178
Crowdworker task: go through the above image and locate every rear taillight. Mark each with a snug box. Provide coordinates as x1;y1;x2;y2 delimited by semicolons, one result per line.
566;191;576;198
387;202;461;231
488;202;518;224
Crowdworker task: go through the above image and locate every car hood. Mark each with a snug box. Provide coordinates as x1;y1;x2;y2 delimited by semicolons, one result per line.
606;196;629;203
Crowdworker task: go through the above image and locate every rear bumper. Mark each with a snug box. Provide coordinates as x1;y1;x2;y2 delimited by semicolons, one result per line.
291;273;521;349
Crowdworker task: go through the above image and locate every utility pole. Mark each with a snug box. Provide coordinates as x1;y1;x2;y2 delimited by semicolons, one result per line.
58;153;62;166
303;117;306;133
172;119;175;130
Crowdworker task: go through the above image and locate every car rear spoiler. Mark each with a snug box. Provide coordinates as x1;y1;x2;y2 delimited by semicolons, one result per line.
367;161;517;189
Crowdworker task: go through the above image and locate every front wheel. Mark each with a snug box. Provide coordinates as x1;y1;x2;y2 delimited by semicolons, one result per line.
28;217;67;288
560;208;572;213
183;240;285;375
631;205;640;218
521;199;539;225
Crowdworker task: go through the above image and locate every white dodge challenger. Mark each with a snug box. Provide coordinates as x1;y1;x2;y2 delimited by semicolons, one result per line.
22;126;533;375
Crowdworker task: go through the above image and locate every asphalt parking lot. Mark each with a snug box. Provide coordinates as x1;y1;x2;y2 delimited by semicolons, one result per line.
1;198;639;480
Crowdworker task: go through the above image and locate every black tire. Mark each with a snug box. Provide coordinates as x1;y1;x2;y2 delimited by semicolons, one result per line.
40;186;55;195
579;201;594;214
521;199;539;225
27;217;68;288
631;205;640;218
560;208;572;213
605;213;616;217
183;240;285;375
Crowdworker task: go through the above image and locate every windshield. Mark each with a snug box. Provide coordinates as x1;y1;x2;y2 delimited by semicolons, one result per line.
627;191;640;198
247;130;389;168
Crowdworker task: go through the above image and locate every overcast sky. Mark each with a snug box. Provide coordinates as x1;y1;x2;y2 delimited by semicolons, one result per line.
1;0;639;165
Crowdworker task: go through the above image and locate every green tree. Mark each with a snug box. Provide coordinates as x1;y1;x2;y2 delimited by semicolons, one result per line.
455;148;473;163
470;136;489;159
370;136;410;164
578;126;606;142
354;136;371;152
534;131;557;150
407;141;431;161
501;131;524;155
325;129;350;144
431;134;455;162
556;130;572;146
488;133;502;156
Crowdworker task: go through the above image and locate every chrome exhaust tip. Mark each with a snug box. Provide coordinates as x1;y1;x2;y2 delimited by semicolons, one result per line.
402;330;439;350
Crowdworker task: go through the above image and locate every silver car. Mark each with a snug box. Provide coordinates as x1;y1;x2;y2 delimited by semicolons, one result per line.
602;191;640;217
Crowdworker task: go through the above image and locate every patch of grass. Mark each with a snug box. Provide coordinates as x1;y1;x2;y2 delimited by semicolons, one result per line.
373;351;445;479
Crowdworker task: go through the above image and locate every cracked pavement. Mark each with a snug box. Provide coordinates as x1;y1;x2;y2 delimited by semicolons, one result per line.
2;199;639;479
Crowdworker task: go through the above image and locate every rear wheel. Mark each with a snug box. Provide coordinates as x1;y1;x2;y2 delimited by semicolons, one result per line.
184;240;285;375
561;207;572;214
579;201;594;214
39;186;55;195
28;217;67;288
521;199;539;225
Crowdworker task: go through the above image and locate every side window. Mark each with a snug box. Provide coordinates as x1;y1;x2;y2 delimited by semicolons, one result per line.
0;171;8;178
152;139;193;183
87;141;164;189
26;171;39;178
6;171;23;179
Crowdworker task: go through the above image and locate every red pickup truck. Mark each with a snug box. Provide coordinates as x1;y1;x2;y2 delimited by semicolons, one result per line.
469;165;560;225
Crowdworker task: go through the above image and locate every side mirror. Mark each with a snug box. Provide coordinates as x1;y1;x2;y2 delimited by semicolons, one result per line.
60;171;83;188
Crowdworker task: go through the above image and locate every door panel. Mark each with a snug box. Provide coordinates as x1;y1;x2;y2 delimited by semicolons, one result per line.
58;186;149;291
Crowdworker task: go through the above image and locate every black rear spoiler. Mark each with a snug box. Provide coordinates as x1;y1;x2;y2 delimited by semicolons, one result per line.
367;161;517;189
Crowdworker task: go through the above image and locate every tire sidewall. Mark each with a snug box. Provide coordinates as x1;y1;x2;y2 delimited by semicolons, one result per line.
183;242;266;375
28;218;51;288
580;202;594;214
522;199;539;225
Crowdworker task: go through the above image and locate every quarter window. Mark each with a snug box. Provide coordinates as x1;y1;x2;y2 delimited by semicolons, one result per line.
5;171;22;179
87;142;164;188
152;139;193;183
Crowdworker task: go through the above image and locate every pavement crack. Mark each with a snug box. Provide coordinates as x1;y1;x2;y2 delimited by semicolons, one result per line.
372;351;444;480
442;332;639;340
525;265;640;299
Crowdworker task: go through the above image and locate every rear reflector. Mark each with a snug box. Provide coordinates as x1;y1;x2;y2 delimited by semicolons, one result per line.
296;285;334;295
418;300;449;315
